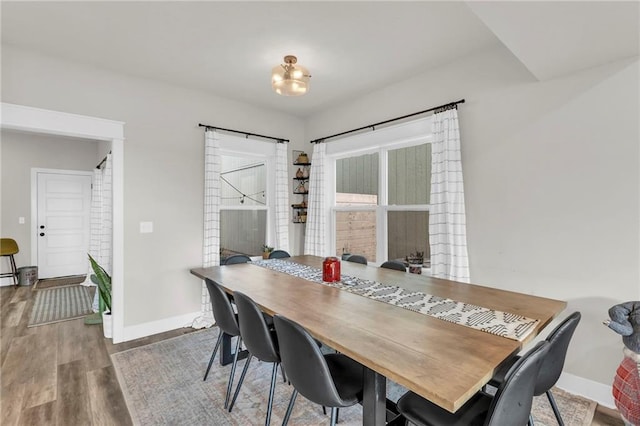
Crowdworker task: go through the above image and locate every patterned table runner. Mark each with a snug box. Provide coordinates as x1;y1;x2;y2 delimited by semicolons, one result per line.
253;259;538;342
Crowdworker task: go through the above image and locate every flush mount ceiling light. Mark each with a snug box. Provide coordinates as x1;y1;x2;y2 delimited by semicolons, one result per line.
271;55;311;96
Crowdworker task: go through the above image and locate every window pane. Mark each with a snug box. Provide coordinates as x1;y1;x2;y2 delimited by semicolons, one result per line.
335;210;377;262
220;210;266;257
387;211;430;267
388;144;430;205
336;153;378;206
221;155;266;206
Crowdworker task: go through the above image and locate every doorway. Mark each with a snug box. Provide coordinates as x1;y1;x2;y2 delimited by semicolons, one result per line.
34;169;92;279
2;102;125;342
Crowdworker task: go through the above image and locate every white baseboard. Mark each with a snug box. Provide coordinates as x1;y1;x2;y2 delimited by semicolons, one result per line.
121;311;201;342
556;372;615;408
0;277;18;286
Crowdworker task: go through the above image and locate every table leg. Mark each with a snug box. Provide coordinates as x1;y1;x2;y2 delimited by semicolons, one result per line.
219;332;249;366
362;367;386;426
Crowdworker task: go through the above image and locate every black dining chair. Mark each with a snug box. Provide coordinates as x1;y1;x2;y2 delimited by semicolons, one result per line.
224;254;252;265
228;292;282;425
273;314;365;426
268;250;290;259
346;254;367;265
488;311;581;426
203;278;244;410
380;260;406;272
397;340;550;426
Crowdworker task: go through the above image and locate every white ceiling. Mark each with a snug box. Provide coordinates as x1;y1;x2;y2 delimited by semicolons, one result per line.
467;1;640;81
2;1;638;118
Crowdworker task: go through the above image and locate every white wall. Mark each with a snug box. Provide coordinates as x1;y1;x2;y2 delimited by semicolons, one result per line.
307;45;640;389
1;46;306;327
0;130;99;279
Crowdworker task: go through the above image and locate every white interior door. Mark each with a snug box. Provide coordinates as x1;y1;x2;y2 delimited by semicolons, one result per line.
37;171;92;279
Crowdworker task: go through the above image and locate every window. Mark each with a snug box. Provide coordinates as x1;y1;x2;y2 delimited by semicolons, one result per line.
387;144;431;266
335;153;378;261
220;154;267;258
330;117;433;267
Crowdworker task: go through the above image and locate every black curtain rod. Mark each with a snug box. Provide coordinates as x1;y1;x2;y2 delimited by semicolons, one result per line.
199;123;289;143
96;152;111;169
309;99;465;144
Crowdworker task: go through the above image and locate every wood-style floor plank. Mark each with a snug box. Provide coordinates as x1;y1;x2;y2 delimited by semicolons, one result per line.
20;324;58;409
86;365;132;426
56;360;92;426
1;334;36;389
18;400;56;425
2;300;26;328
0;380;25;426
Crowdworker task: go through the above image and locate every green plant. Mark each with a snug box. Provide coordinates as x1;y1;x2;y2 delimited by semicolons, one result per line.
88;254;112;312
262;245;274;253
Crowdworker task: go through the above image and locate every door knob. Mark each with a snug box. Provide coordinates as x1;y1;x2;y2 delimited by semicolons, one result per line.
39;233;45;237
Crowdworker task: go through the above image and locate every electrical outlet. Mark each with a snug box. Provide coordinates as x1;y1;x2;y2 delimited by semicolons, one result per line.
18;217;25;224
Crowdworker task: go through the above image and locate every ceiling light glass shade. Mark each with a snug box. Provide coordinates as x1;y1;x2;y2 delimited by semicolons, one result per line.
272;55;311;96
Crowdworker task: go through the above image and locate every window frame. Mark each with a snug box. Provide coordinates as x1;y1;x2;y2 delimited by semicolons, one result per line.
325;116;434;265
218;134;277;253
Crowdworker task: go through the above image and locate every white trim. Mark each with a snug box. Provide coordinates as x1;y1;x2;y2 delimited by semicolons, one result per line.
1;102;126;343
1;103;124;140
556;372;615;409
30;168;93;267
111;139;124;343
122;311;201;342
325;116;433;157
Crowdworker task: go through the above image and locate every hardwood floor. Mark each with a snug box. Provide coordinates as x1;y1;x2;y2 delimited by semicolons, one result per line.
0;283;626;425
0;284;193;425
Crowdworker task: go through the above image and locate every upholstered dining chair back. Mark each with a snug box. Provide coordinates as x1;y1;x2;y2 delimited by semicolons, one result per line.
268;250;290;259
205;278;240;336
396;341;549;426
228;292;282;423
224;254;252;265
274;315;343;406
487;341;550;425
234;292;279;363
274;315;364;411
535;311;581;394
380;260;406;272
346;255;367;265
487;311;581;425
202;278;245;410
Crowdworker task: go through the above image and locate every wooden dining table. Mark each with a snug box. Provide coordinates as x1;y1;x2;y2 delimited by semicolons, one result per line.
191;255;566;426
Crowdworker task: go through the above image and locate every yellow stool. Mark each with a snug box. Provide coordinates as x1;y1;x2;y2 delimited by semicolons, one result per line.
0;239;19;286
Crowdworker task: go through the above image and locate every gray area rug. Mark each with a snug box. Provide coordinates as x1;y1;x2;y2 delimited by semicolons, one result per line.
112;328;596;425
28;284;93;327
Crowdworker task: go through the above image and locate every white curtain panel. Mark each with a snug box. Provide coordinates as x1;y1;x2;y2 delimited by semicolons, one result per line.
83;168;103;288
303;143;327;256
429;109;471;282
193;130;221;329
274;143;290;252
88;154;113;311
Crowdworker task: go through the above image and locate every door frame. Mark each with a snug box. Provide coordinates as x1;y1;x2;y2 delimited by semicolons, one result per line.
1;102;125;343
31;168;94;277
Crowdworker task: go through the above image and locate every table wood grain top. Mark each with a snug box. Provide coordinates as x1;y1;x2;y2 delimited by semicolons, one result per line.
191;255;566;412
